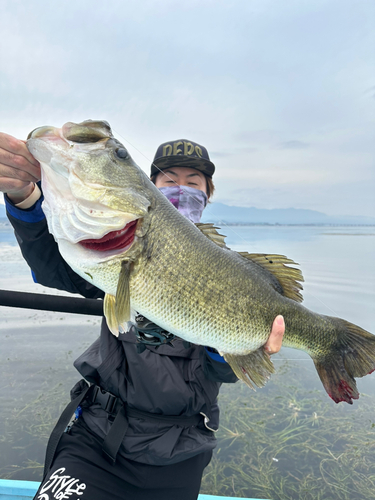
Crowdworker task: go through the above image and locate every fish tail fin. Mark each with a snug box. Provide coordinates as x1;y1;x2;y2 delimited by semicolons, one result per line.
313;319;375;404
224;348;275;390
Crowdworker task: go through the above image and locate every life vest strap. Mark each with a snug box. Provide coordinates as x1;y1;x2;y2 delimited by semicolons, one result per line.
88;385;208;464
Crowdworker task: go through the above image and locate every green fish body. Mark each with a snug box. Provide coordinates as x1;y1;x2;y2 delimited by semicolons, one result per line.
26;120;375;404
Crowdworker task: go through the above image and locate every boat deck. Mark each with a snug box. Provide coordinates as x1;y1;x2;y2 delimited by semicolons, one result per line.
0;479;268;500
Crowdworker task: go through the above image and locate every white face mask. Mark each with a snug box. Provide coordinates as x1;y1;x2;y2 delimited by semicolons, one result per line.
158;185;208;223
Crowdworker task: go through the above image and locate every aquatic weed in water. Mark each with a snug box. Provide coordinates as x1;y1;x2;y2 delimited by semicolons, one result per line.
200;356;375;499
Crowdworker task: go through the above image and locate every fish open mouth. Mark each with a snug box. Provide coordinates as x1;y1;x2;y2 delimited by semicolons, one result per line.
79;219;138;252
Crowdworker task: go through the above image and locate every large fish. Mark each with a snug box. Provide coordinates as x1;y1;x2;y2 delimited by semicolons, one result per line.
26;120;375;404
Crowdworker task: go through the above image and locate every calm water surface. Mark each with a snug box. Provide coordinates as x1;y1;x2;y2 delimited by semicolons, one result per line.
0;223;374;499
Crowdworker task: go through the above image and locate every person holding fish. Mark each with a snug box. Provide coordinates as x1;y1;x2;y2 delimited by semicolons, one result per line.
0;125;286;500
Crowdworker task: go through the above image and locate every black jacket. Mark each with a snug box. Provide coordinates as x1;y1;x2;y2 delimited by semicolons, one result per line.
6;202;237;465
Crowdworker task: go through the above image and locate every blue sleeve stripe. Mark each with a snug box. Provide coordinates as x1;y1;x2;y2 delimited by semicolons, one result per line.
205;347;227;363
31;270;38;283
4;195;45;223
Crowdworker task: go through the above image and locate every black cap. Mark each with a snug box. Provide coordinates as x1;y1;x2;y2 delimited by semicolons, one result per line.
150;139;215;178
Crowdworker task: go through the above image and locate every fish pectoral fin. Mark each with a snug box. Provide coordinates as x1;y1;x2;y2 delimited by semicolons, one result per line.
103;262;131;337
115;260;131;326
224;349;275;390
104;293;120;337
195;223;228;248
238;252;304;303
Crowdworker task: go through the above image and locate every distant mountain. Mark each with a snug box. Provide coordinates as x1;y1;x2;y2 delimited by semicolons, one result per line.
201;203;375;225
1;201;374;226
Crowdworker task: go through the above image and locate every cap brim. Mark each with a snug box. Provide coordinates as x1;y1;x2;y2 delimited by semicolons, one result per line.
151;156;215;178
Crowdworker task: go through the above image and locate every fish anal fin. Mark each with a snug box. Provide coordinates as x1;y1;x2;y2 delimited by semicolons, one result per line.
224;349;275;390
195;223;228;248
238;252;304;303
104;293;119;337
115;261;131;326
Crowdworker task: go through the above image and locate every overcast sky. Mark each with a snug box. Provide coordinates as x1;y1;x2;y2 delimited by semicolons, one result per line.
1;0;374;216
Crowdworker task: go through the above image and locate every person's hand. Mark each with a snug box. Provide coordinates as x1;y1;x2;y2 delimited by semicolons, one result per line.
264;315;285;355
0;132;41;203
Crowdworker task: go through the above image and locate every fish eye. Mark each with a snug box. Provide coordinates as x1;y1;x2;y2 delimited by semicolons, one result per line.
115;148;129;159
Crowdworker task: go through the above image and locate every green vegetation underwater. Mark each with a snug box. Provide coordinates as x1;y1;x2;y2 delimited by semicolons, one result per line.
1;351;375;500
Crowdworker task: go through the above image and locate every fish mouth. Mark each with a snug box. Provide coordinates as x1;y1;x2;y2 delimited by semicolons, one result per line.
27;126;60;140
78;219;138;252
27;120;112;143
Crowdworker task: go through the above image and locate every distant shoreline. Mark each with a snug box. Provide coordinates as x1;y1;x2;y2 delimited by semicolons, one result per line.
206;222;375;227
1;217;375;229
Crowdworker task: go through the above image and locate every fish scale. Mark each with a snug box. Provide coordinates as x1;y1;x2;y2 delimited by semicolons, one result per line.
129;200;275;352
26;119;375;404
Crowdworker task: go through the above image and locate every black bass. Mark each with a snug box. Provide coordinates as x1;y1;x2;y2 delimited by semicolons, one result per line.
26;120;375;404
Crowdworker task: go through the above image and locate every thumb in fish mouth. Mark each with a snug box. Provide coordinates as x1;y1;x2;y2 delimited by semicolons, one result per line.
26;138;54;164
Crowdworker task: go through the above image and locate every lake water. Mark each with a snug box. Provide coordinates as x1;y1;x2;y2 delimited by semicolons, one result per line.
0;221;374;499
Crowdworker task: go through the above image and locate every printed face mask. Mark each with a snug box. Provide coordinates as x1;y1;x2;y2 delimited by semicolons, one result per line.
158;185;208;223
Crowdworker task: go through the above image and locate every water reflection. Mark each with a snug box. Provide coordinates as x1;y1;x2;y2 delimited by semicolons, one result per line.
1;225;375;499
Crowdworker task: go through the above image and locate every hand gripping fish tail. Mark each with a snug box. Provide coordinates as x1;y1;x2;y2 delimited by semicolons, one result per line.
222;314;375;405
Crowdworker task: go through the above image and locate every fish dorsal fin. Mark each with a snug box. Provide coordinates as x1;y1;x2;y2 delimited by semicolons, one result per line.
238;252;305;303
103;261;131;336
195;224;303;302
195;223;228;248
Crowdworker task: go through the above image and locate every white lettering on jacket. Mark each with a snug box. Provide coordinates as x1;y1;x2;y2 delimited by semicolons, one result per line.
38;467;86;499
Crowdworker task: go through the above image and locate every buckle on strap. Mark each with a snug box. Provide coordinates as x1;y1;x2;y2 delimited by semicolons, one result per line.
91;386;119;414
200;412;218;432
133;315;176;349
